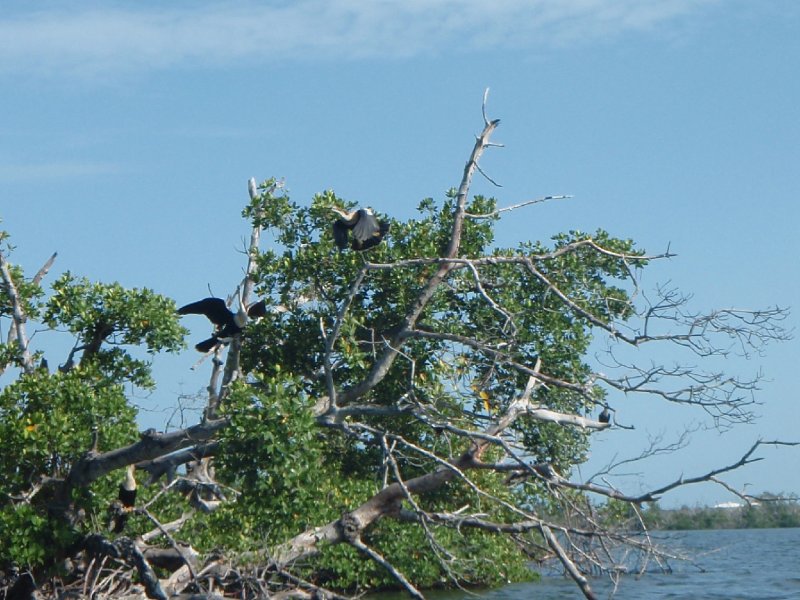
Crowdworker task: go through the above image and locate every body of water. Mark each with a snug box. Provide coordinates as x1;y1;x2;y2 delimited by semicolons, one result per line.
391;528;800;599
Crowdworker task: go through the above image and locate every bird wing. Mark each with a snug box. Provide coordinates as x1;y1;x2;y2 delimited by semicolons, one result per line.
195;336;220;353
354;217;389;251
247;299;268;318
178;297;233;327
351;209;380;243
332;220;350;249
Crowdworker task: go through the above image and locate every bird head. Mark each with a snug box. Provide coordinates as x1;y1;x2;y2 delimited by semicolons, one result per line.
330;206;355;219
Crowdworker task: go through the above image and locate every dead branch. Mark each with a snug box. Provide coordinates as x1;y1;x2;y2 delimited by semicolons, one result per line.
0;248;35;373
349;533;424;599
60;419;228;510
273;370;545;568
638;439;800;502
83;534;168;600
31;251;58;286
464;194;572;218
539;523;597;600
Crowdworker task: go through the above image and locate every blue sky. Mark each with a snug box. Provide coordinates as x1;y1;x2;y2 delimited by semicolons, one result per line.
1;0;798;507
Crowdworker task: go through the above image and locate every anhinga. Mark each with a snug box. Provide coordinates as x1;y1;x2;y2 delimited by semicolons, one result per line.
110;464;137;533
119;464;137;508
178;296;267;352
331;207;390;251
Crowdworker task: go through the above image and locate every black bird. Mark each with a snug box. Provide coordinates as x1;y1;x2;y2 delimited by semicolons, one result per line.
110;464;137;533
178;296;267;352
6;571;36;600
119;464;137;507
331;207;390;251
599;406;611;424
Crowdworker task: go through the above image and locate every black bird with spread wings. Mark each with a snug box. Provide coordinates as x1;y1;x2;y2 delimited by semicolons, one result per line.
178;296;267;352
331;207;390;251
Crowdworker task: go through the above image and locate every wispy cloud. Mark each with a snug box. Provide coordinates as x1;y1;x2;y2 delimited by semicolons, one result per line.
0;0;719;77
0;161;120;182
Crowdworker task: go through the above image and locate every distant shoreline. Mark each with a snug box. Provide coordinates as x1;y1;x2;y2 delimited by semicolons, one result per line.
641;495;800;530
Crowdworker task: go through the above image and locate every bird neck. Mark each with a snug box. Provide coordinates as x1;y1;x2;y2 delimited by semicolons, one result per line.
123;465;136;491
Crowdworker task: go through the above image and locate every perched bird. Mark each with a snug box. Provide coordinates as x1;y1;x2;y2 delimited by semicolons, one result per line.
5;571;36;600
119;464;137;508
110;464;137;533
331;207;390;251
178;296;267;352
599;406;611;424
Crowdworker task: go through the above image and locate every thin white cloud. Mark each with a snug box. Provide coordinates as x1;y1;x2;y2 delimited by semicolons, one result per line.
0;161;120;182
0;0;720;77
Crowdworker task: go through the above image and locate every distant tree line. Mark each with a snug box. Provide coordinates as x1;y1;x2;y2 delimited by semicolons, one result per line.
644;495;800;530
594;495;800;531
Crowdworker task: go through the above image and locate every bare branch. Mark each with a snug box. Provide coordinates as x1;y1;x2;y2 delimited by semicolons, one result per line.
31;251;57;286
0;249;35;373
61;419;228;504
465;194;572;218
637;439;799;502
348;535;424;600
539;523;597;600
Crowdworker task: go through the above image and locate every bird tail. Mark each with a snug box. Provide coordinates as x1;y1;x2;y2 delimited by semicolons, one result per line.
195;337;218;353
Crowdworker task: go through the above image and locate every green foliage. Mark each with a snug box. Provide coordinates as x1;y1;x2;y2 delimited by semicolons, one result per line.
42;272;186;387
0;368;139;567
196;185;648;590
0;246;188;571
316;518;535;592
0;263;45;322
1;179;652;592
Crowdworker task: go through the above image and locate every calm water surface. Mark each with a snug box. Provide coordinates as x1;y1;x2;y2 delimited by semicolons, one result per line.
383;528;800;599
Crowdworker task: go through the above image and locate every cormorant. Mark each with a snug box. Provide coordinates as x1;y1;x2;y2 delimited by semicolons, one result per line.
331;207;390;251
178;296;267;352
599;406;611;424
111;464;137;533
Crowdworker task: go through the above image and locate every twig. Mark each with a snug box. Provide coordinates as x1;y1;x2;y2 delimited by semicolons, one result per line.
140;508;201;589
635;439;799;502
464;195;572;218
348;536;424;600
